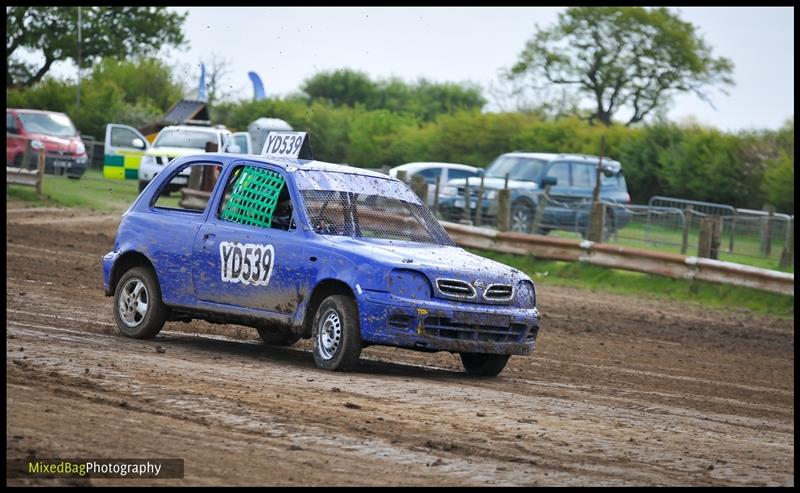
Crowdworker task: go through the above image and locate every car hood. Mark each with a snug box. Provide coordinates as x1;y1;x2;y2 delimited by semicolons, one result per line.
321;235;527;287
446;176;538;191
145;146;205;157
31;134;82;154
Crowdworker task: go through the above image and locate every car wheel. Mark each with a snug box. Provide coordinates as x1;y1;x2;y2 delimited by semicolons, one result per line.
113;266;167;339
460;353;511;376
311;295;362;371
510;202;534;233
257;326;301;346
138;180;148;193
13;153;24;168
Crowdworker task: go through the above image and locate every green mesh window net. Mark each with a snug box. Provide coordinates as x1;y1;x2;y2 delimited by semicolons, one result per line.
220;166;286;228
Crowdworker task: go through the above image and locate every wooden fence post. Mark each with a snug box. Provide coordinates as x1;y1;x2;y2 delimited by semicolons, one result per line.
497;189;511;232
36;148;46;196
531;186;551;235
698;215;722;259
474;174;485;227
461;177;472;224
588;202;606;242
432;175;441;218
410;174;428;205
779;217;794;270
760;204;775;256
681;205;692;255
396;170;408;184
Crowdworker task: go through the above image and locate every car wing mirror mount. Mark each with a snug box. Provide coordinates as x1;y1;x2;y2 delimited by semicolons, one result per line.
540;176;557;187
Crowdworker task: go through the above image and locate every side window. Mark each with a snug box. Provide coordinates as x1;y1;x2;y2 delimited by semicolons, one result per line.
153;163;222;212
7;112;17;132
232;134;248;150
571;163;594;189
448;169;478;181
546;163;570;187
110;127;141;147
414;167;441;184
218;165;295;231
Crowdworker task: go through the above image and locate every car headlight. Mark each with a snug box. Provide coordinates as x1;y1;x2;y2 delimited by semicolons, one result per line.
140;155;157;167
389;269;431;300
30;140;45;151
485;190;497;200
515;280;536;308
75;141;86;155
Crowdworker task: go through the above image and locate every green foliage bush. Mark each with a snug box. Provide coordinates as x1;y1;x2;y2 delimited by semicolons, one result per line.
7;60;793;213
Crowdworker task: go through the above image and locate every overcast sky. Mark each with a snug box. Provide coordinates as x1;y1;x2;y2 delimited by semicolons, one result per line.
44;6;795;132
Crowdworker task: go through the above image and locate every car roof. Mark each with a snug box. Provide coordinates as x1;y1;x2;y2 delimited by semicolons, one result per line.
391;162;479;172
203;153;395;180
502;152;622;167
8;108;69;117
160;125;229;134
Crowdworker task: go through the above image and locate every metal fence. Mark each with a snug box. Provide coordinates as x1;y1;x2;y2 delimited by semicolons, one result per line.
416;183;794;270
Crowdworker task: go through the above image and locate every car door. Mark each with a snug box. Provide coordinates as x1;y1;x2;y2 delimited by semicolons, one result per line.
541;161;572;229
192;162;310;318
104;124;150;180
569;162;597;232
6;111;26;167
223;132;252;154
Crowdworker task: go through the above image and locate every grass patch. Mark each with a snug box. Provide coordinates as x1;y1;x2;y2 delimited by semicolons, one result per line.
472;248;794;319
6;169;179;212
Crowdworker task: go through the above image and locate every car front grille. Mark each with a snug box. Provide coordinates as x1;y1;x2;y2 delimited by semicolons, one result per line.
483;284;514;301
436;279;476;299
423;316;527;343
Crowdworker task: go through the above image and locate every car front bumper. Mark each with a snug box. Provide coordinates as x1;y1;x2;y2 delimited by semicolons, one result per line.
358;291;539;356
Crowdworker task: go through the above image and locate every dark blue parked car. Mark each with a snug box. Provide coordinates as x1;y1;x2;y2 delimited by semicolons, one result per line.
439;152;632;238
103;138;540;376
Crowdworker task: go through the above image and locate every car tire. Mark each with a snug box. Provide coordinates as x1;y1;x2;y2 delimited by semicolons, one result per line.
138;180;148;193
510;202;534;234
13;153;24;168
311;295;362;371
257;326;301;346
460;353;511;376
113;266;167;339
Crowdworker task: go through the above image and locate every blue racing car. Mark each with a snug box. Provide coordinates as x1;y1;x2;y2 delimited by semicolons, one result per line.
102;132;540;376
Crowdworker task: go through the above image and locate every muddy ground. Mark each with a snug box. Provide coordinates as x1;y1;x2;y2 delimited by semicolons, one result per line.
5;204;794;486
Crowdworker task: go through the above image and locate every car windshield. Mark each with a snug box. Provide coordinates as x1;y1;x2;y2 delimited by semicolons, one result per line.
17;112;77;138
154;129;218;149
295;171;454;246
485;156;546;182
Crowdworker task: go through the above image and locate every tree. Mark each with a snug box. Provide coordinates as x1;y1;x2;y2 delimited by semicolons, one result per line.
6;6;187;88
302;69;379;108
301;68;486;122
507;7;734;126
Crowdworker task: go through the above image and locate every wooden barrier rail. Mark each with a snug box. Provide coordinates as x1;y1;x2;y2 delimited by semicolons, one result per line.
441;221;794;296
6;149;46;195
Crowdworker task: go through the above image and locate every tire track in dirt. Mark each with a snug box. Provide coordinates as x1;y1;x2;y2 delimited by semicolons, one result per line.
6;205;794;486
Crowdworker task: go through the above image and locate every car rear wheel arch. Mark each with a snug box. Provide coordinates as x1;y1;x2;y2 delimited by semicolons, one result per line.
111;251;157;297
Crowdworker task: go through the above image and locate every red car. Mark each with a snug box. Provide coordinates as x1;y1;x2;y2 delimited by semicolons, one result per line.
6;108;89;179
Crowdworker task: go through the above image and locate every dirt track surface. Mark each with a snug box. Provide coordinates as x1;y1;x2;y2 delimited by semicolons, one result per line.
6;204;794;486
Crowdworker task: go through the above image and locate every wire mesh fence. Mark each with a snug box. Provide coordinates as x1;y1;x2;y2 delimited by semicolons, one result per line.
411;178;794;271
